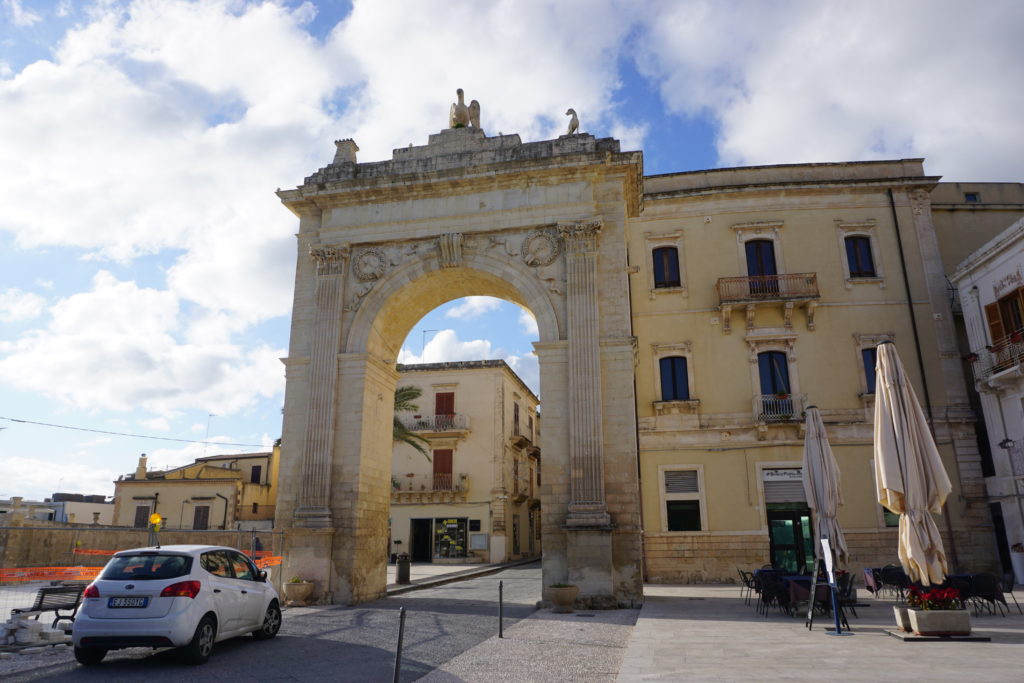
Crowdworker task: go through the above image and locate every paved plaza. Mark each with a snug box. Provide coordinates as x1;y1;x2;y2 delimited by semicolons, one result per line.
3;562;1024;681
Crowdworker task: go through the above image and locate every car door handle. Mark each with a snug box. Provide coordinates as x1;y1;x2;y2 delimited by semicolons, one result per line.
213;589;221;593
241;590;248;594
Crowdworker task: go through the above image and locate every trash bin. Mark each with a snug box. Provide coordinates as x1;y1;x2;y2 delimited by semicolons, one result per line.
396;553;411;584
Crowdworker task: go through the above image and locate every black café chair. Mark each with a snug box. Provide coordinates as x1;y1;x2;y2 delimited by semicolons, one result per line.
971;572;1008;616
836;572;858;618
879;565;911;601
1002;573;1023;615
737;568;757;605
758;573;791;617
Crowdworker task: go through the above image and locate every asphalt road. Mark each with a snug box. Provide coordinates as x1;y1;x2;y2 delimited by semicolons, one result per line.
3;562;542;682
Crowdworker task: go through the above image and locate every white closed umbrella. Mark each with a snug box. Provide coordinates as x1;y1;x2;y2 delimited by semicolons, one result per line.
802;406;848;566
873;341;952;586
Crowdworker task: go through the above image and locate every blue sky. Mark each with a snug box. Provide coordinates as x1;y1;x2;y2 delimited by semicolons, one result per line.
1;0;1022;500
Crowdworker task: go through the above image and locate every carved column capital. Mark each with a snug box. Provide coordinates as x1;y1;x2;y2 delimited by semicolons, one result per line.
558;220;602;253
309;245;349;277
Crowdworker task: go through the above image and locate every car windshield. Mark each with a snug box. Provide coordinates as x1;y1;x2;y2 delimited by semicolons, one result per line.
101;554;193;580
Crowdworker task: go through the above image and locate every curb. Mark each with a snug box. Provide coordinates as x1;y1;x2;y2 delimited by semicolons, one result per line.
385;558;540;596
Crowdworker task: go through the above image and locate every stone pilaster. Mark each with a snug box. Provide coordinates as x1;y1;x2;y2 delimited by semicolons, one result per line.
558;220;611;528
294;245;349;527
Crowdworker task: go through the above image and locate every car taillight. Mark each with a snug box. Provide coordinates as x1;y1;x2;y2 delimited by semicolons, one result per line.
160;580;201;599
83;584;100;598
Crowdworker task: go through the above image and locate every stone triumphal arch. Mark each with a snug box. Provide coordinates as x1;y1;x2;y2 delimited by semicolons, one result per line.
276;118;644;607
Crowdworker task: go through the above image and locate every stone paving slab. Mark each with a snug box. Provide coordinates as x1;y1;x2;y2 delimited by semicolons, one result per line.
617;584;1024;683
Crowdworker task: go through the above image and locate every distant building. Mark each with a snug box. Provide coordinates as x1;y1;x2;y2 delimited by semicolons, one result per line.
112;447;280;530
0;497;54;521
49;492;114;525
390;360;540;564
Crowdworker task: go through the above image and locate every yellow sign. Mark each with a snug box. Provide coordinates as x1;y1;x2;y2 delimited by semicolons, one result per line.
149;513;162;525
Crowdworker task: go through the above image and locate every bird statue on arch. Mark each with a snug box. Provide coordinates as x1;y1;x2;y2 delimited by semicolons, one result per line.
450;89;473;129
566;108;579;135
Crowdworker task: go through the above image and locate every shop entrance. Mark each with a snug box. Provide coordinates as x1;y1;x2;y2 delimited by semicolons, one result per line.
410;518;433;562
767;505;815;574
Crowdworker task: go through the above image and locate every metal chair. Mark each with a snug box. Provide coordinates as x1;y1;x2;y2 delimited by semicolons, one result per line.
737;569;757;605
1002;573;1023;615
879;565;911;601
971;572;1008;616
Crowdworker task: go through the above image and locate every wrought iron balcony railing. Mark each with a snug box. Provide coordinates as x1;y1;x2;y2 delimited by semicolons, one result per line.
393;472;468;493
970;331;1024;380
399;413;470;432
753;393;807;423
717;273;820;304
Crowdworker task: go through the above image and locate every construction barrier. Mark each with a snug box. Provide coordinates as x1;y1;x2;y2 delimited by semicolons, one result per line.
0;566;101;582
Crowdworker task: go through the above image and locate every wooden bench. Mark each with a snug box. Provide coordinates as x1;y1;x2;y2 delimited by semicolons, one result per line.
10;584;86;627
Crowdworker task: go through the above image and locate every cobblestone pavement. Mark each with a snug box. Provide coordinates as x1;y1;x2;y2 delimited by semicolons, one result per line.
0;563;546;681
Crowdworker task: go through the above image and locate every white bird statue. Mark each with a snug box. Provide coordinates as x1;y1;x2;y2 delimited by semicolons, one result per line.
566;108;579;135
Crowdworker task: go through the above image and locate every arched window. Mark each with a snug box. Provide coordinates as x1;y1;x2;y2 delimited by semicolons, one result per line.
652;247;681;288
845;235;876;278
659;356;689;401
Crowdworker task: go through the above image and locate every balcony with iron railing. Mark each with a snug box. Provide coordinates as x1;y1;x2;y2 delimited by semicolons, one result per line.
969;330;1024;382
717;273;820;305
716;274;820;333
391;472;469;503
753;393;807;424
399;413;470;434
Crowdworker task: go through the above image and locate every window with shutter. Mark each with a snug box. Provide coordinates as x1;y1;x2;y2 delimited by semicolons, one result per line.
985;301;1005;343
661;467;703;531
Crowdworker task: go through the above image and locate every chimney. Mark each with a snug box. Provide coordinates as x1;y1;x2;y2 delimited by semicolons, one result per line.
92;511;101;525
135;454;148;481
333;138;359;164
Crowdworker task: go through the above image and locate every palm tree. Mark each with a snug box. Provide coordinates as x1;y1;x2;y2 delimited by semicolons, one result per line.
394;385;431;461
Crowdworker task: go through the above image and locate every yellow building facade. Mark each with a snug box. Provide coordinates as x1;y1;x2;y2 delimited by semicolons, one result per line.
630;160;995;581
112;449;280;530
389;361;541;564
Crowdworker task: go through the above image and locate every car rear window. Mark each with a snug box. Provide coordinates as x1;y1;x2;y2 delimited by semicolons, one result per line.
101;554;193;580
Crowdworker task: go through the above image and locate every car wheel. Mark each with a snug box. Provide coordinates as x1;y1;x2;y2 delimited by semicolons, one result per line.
253;601;282;640
74;646;107;666
183;615;217;665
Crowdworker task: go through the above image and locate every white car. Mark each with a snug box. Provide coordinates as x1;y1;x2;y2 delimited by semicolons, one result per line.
72;544;281;665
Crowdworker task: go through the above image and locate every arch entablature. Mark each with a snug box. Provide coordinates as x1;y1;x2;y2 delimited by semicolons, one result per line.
342;227;567;359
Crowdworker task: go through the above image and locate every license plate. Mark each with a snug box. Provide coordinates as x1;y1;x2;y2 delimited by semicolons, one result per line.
108;596;148;608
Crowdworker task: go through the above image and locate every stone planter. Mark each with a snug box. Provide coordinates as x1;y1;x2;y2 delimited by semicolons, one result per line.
908;609;971;636
893;605;911;632
549;585;579;613
283;581;315;606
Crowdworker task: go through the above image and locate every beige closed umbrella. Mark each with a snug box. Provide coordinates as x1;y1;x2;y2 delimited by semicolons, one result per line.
873;341;952;586
802;405;848;566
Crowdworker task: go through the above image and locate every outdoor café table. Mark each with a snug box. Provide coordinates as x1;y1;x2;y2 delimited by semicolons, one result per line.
948;573;1007;609
783;576;831;613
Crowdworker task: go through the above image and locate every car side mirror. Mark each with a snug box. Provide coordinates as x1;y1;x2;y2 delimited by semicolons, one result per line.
258;570;268;582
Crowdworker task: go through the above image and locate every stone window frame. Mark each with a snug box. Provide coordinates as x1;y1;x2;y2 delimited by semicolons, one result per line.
755;461;802;532
731;221;786;275
657;464;707;533
853;332;894;398
643;230;687;299
835;219;885;289
745;332;801;403
650;341;699;415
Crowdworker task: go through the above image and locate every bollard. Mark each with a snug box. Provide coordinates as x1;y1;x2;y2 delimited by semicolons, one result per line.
393;606;406;683
396;553;411;584
498;580;504;638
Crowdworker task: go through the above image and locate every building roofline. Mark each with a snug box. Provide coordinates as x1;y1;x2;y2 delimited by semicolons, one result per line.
397;359;539;404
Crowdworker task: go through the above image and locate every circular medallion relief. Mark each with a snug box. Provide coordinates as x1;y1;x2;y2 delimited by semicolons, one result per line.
521;230;561;267
353;247;387;281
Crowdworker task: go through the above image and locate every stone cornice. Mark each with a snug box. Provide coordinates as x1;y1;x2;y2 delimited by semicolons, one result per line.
645;176;941;202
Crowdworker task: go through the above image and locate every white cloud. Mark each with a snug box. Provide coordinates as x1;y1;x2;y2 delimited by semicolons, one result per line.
34;279;54;290
0;288;45;322
517;308;539;336
505;353;540;397
444;296;504;320
3;0;41;27
138;417;171;432
0;456;119;499
636;0;1024;181
0;271;285;417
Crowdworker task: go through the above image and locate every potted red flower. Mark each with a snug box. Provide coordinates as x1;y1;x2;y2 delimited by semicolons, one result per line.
905;585;970;636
